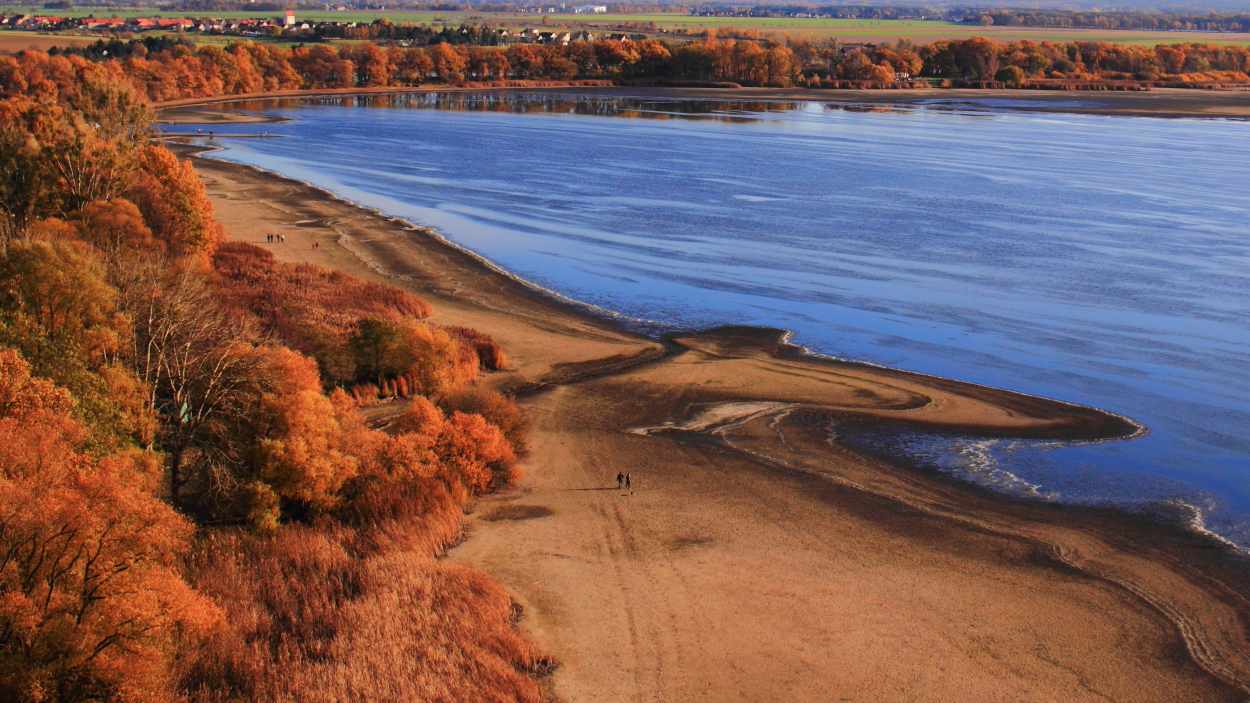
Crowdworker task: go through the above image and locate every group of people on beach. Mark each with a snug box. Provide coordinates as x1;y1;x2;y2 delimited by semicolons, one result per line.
616;473;632;491
265;233;320;249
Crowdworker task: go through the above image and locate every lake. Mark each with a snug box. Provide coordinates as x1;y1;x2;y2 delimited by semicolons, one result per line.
182;92;1250;547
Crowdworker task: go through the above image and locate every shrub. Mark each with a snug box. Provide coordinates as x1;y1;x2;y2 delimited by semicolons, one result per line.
441;387;529;457
441;325;507;371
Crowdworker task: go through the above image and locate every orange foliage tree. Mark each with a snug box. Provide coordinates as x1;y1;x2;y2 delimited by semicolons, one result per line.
0;348;220;703
126;145;220;259
250;348;359;521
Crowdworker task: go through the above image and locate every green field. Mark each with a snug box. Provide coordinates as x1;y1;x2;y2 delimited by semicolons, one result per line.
3;5;1249;47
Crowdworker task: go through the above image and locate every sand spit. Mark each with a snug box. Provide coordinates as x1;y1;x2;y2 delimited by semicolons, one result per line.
182;143;1250;703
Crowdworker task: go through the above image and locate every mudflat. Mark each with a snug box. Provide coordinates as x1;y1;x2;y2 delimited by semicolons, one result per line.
181;143;1250;702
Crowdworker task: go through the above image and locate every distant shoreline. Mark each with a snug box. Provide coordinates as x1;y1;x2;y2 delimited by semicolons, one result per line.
176;124;1250;699
155;83;1250;122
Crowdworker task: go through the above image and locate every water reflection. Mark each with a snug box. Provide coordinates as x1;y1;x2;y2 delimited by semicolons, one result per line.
196;92;922;123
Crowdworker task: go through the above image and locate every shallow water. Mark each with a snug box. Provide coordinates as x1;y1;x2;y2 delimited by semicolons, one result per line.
183;93;1250;546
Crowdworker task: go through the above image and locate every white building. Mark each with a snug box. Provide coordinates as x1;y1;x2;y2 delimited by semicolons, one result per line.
573;5;607;13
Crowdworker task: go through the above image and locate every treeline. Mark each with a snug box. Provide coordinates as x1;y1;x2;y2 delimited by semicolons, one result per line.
963;9;1250;33
694;5;930;18
313;21;512;44
910;36;1250;83
14;34;1250;102
0;52;547;701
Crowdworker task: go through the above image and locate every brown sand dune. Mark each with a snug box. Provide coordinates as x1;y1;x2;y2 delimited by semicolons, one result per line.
183;144;1250;703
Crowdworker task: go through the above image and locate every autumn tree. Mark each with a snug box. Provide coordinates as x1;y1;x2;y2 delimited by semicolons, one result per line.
115;260;265;511
392;398;516;492
350;316;404;384
0;348;219;703
996;65;1027;86
346;42;391;87
73;197;156;258
126;145;220;258
0;100;52;247
290;45;354;89
398;321;476;400
438;410;517;492
250;348;358;520
441;387;528;456
0;239;147;451
391;46;433;85
427;43;468;84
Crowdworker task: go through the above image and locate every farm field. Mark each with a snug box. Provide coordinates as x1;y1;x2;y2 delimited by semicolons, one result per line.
3;5;1250;46
0;30;95;51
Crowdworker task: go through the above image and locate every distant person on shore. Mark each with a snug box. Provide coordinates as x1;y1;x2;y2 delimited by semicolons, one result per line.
617;472;624;489
625;473;631;490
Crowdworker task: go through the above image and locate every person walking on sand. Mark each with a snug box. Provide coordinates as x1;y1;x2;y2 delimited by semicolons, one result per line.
616;472;624;489
625;473;631;490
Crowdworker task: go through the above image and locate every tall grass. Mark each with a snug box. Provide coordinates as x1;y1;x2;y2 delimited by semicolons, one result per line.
212;241;432;341
181;476;549;702
441;325;508;372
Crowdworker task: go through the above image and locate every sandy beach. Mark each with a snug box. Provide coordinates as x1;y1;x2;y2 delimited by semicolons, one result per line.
178;135;1250;701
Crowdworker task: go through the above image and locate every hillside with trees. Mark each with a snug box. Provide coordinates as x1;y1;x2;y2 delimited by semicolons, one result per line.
0;55;548;701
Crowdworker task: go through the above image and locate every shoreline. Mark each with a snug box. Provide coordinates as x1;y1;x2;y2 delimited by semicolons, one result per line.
156;84;1250;121
176;138;1250;701
180;141;1142;444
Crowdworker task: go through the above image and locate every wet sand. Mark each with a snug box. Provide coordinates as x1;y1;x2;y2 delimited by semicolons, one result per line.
180;143;1250;702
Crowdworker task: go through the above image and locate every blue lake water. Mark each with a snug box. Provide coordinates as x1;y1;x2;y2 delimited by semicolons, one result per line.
183;93;1250;547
